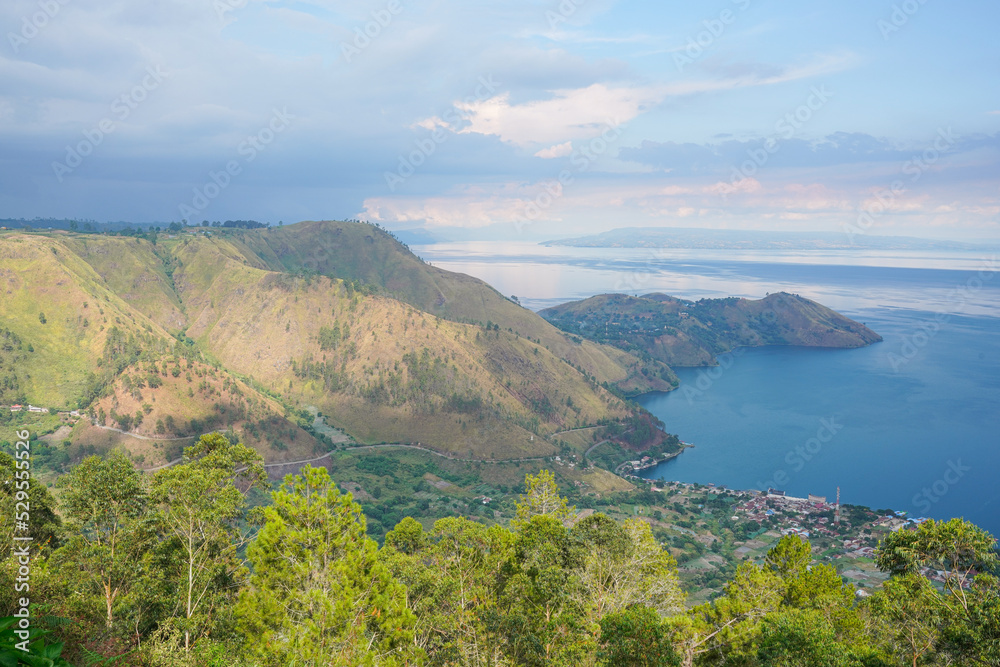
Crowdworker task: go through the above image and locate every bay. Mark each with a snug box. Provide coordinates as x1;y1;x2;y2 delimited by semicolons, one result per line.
414;242;1000;534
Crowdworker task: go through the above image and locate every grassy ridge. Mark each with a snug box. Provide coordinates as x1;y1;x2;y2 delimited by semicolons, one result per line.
0;224;662;462
233;221;676;393
171;237;634;457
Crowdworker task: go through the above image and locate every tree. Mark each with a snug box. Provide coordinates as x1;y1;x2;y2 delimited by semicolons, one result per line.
875;518;1000;665
876;518;997;610
237;466;421;666
868;574;942;667
151;433;266;654
598;605;679;667
572;514;685;620
670;560;784;666
756;609;844;667
382;516;513;666
0;450;62;621
0;451;61;554
494;515;589;666
764;534;811;579
52;451;153;631
514;470;574;526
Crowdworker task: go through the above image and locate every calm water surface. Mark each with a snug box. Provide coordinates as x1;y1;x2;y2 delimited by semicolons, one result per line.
416;242;1000;533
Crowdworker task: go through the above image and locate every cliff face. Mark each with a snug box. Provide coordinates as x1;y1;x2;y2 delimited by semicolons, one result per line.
540;292;882;368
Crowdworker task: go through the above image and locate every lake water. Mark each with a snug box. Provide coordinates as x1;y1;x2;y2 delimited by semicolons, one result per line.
415;242;1000;534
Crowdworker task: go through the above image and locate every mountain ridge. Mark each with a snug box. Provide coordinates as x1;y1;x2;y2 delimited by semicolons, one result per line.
540;291;882;367
0;222;671;465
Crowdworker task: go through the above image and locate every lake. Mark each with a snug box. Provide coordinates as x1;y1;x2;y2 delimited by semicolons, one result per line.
415;242;1000;534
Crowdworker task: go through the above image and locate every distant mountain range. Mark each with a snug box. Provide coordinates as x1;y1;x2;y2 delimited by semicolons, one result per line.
542;227;995;251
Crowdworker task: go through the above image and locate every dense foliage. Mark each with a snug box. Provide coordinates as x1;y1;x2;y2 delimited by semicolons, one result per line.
1;435;997;666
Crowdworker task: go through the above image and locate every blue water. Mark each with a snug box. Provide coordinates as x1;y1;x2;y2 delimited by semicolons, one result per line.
636;309;1000;535
413;243;1000;535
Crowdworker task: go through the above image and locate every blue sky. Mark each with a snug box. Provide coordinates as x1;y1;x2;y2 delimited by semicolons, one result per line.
1;0;998;240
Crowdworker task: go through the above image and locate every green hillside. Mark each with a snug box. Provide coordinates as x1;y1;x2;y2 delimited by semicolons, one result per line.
232;220;676;392
540;291;883;367
0;223;668;462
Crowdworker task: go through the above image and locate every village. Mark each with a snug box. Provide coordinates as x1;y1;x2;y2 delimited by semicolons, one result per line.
598;472;943;599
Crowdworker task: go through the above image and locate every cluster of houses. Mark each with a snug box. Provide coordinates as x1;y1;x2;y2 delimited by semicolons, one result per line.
6;405;82;418
843;538;877;558
7;404;49;413
625;455;657;470
736;491;833;522
552;455;581;469
734;490;847;541
873;510;930;529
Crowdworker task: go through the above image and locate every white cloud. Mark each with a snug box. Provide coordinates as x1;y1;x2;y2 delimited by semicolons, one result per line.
534;141;573;158
424;83;662;147
417;53;857;150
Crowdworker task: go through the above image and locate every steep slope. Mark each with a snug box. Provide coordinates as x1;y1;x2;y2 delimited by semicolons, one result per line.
59;235;186;332
540;292;882;367
172;236;634;458
0;232;317;462
0;227;651;461
230;221;675;394
0;233;177;407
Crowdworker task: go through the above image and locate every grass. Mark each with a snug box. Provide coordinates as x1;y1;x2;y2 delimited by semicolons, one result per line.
0;226;666;460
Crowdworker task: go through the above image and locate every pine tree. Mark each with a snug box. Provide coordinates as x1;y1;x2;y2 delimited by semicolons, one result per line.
237;465;422;666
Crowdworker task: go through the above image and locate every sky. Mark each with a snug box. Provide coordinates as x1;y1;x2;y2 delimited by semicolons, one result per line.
1;0;998;241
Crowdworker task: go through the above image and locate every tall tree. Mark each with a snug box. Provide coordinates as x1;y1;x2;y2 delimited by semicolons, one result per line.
237;465;422;667
52;451;153;631
598;605;679;667
876;518;997;612
514;470;574;526
875;518;1000;665
572;514;685;620
868;574;942;667
151;433;266;654
381;516;513;666
755;609;844;667
0;450;61;554
495;514;589;666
